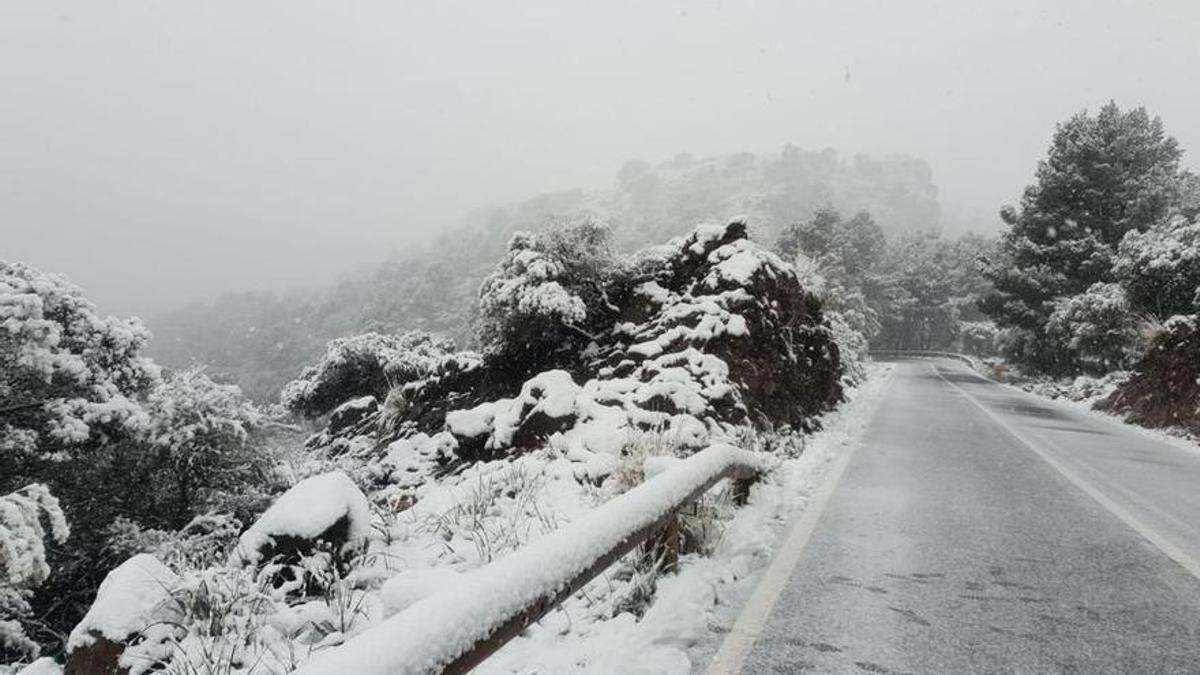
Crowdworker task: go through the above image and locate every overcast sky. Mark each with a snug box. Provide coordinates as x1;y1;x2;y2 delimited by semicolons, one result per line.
3;0;1198;316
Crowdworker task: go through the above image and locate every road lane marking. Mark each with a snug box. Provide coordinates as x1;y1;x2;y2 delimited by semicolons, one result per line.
932;363;1200;582
704;368;895;675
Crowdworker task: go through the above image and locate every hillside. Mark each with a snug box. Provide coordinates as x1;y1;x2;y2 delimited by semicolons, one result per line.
150;147;940;400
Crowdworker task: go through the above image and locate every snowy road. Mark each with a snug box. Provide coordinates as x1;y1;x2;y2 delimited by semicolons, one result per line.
728;358;1200;674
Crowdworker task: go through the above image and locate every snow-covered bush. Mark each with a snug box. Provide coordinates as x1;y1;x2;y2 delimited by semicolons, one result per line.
1114;215;1200;318
0;260;281;659
1045;282;1140;374
103;513;244;573
139;368;273;528
282;331;471;419
296;220;844;519
476;218;617;371
959;320;1000;356
0;484;69;664
0;261;159;463
789;254;869;385
777;210;884;342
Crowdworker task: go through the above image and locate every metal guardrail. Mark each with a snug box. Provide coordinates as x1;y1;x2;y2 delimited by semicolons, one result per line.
295;444;766;675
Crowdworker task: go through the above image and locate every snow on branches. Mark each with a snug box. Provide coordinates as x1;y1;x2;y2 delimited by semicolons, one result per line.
1;261;160;458
477;219;615;366
1;484;69;662
281;331;475;419
1115;215;1200;318
1046;282;1140;373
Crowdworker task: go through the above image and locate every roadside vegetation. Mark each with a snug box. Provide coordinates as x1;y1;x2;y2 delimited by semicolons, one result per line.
970;103;1200;435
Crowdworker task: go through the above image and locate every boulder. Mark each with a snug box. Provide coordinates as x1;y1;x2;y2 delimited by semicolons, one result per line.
231;472;371;568
65;554;178;675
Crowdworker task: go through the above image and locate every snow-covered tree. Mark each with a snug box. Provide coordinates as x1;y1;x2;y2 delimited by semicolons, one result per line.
0;261;160;467
776;209;887;341
139;368;271;528
0;261;281;656
1114;216;1200;318
981;102;1189;374
868;233;994;352
0;484;69;663
1045;282;1140;374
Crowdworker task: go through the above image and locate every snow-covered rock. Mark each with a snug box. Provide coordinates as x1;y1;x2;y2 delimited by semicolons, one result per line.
65;554;178;674
231;471;371;567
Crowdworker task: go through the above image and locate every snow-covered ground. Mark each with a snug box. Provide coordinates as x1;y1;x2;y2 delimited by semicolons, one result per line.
472;362;894;674
27;364;892;675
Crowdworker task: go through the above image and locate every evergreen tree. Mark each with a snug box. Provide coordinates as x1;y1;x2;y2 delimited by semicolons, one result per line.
980;102;1186;374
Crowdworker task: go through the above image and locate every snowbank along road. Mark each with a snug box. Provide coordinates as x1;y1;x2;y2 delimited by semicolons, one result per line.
718;357;1200;674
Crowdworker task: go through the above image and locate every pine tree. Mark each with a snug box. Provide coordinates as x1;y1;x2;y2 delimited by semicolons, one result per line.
980;102;1186;374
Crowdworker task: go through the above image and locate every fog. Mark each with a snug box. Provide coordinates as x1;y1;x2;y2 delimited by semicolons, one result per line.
3;0;1198;316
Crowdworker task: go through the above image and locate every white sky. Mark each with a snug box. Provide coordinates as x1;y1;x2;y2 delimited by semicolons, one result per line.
3;0;1199;315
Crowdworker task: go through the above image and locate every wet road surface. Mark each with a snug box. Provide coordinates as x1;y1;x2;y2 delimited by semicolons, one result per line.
735;359;1200;674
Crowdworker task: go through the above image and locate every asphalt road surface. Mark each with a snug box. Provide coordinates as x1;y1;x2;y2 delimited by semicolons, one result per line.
733;358;1200;674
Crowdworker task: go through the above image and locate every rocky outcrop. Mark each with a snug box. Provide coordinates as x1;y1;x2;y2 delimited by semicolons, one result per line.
64;555;178;675
1099;315;1200;434
290;220;844;488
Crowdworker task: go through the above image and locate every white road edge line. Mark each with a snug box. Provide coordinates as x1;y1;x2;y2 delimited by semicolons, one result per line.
932;362;1200;582
704;367;895;675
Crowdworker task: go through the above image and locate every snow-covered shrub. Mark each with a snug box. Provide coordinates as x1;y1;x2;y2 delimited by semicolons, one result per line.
1045;282;1140;374
959;320;1000;356
1115;215;1200;318
1;261;285;659
789;253;869;385
778;211;884;343
282;331;472;420
0;485;69;664
476;218;617;371
103;513;244;573
140;368;273;528
304;220;841;484
0;260;159;463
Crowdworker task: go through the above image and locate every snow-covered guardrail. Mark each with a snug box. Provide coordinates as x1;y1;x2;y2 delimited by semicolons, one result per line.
294;444;766;675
